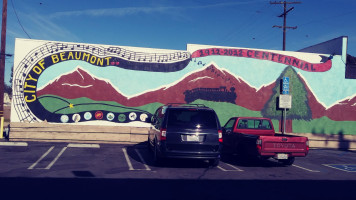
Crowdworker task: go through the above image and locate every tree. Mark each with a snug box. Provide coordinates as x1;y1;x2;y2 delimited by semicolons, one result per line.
261;66;311;132
9;64;13;85
4;84;11;97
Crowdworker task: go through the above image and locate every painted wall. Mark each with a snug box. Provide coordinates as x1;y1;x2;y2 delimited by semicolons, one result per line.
11;38;356;135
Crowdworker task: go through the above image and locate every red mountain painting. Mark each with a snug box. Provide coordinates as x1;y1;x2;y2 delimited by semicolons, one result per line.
36;65;355;121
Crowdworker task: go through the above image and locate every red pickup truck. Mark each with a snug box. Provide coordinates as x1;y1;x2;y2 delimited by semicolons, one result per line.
222;117;309;165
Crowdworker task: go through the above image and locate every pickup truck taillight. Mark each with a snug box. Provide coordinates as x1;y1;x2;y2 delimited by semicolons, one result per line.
256;139;262;150
160;128;167;141
218;130;223;143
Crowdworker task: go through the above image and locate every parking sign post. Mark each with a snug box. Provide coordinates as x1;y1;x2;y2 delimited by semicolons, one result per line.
280;77;291;134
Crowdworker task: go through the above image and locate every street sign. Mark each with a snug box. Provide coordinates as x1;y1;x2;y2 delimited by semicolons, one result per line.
283;77;290;84
282;76;290;95
279;94;292;109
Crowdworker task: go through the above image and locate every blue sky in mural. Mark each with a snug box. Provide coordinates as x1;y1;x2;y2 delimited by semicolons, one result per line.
3;0;356;85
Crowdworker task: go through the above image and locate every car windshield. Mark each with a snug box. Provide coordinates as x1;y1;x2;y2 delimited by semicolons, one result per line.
167;109;218;129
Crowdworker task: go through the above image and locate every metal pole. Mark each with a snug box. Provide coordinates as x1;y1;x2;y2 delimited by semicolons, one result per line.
0;0;8;139
283;1;286;51
283;108;286;134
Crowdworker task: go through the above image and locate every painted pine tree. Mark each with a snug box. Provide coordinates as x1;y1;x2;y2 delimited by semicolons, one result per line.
261;66;312;132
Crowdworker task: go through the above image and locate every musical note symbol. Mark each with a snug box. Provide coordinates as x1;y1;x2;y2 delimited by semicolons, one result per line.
128;53;136;60
59;44;68;50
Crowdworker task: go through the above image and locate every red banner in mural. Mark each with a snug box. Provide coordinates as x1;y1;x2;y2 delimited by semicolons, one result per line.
192;48;332;72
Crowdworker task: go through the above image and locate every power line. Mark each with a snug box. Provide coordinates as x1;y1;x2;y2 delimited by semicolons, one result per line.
10;0;31;39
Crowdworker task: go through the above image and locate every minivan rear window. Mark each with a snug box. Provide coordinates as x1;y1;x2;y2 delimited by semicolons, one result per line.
167;109;218;129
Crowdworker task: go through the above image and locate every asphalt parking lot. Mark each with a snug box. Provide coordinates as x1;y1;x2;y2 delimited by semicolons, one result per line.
1;141;355;199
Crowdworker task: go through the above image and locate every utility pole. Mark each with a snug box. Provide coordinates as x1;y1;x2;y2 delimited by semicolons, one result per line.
271;1;301;51
0;0;7;137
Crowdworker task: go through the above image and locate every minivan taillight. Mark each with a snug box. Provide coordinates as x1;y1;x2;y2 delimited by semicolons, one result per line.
256;139;262;150
218;130;223;143
160;128;167;141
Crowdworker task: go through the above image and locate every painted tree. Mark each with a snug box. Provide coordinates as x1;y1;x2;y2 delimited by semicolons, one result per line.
261;66;312;132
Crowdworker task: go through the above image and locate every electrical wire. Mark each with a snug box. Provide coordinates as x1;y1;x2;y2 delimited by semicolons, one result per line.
10;0;31;39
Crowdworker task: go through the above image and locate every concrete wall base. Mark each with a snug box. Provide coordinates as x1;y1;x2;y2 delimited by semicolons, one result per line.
6;123;356;150
8;122;149;144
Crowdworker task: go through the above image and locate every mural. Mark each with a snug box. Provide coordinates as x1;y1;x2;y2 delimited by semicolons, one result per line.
11;39;356;135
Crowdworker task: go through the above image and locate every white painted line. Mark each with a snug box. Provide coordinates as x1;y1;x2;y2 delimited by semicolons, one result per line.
67;144;100;148
122;148;134;170
28;146;55;170
135;149;151;171
323;164;356;172
44;147;67;170
217;163;244;172
292;164;320;172
0;142;28;146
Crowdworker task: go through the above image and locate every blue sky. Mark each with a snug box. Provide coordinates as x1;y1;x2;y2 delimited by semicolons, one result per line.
3;0;356;85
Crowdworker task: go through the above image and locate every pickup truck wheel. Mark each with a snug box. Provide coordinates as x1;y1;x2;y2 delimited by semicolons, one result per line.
209;158;220;167
279;157;295;166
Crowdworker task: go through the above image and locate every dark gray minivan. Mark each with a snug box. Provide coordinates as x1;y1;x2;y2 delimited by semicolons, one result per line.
148;104;222;166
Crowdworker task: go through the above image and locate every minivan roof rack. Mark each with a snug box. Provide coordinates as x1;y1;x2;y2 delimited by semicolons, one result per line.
164;103;207;108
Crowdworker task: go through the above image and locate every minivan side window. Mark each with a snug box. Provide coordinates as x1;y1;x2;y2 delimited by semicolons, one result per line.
153;108;164;129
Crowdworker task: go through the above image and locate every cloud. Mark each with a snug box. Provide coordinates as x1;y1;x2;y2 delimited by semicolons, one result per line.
49;1;266;18
23;13;81;42
50;6;181;18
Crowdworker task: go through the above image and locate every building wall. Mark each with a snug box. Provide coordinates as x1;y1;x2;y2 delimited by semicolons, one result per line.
11;39;356;135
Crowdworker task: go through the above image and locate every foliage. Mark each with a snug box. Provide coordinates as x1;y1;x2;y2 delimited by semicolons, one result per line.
261;66;312;120
4;84;12;97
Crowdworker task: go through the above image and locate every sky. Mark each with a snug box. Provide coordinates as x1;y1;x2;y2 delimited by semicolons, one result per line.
2;0;356;85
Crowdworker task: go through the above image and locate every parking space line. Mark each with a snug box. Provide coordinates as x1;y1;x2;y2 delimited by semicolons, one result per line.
28;146;55;169
0;142;28;146
67;143;100;148
323;164;356;172
135;149;151;171
218;163;244;172
122;148;134;170
44;147;67;170
292;164;320;172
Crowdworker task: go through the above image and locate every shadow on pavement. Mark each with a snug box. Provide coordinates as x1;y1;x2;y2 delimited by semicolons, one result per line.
125;142;213;168
221;153;284;168
0;177;355;200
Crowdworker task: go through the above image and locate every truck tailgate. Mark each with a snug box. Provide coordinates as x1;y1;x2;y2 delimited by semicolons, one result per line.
259;135;309;156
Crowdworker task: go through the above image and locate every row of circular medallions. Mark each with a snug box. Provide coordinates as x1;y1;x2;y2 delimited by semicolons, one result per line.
59;111;149;123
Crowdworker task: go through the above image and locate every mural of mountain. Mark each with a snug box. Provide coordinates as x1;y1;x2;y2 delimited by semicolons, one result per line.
298;75;356;121
37;66;128;103
326;95;356;121
37;65;355;121
129;64;274;111
37;64;274;110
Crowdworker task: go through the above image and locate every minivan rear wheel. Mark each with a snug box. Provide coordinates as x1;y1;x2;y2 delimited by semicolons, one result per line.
209;158;220;167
